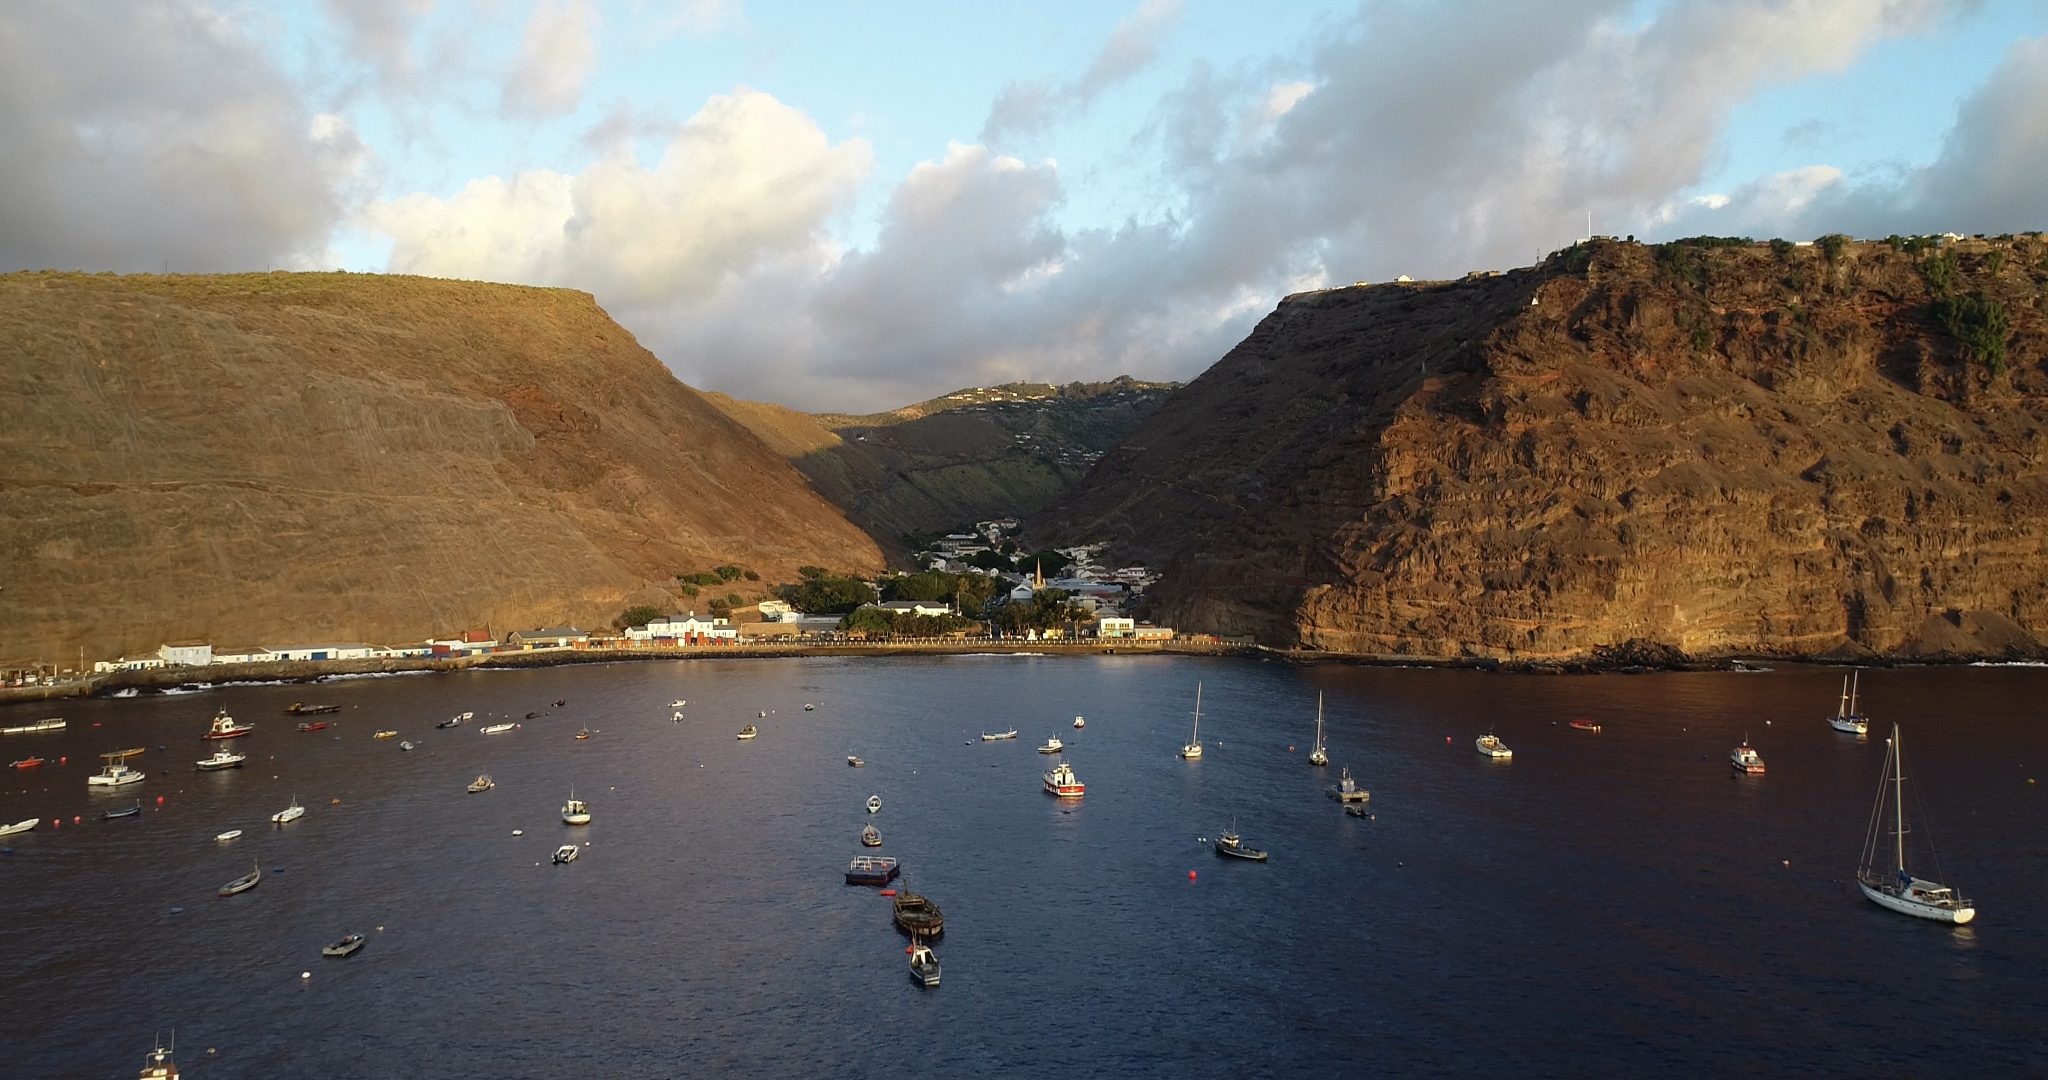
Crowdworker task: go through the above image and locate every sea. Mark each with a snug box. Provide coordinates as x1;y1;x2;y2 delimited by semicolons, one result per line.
1;655;2043;1078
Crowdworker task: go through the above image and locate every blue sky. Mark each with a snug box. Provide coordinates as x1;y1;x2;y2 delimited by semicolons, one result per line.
5;0;2047;409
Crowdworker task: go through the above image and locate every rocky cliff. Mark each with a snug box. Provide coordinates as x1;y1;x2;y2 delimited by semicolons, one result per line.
0;271;883;664
1043;236;2048;661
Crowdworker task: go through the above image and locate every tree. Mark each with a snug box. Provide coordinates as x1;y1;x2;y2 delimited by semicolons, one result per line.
616;604;664;629
715;565;744;581
840;606;891;635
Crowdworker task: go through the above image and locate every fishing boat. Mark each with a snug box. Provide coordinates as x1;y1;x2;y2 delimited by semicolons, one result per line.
479;723;517;735
1325;766;1369;803
1730;739;1766;774
1073;715;1085;729
909;941;941;987
0;818;38;836
373;729;398;739
1475;734;1512;760
1042;758;1085;798
892;890;944;938
1308;692;1329;767
847;755;864;767
398;740;415;751
1214;822;1269;862
737;724;758;740
860;823;881;847
1829;672;1870;735
10;756;44;769
321;933;366;958
1179;683;1204;760
1038;736;1064;754
103;800;143;819
196;746;246;771
271;795;305;824
845;854;900;885
138;1036;180;1079
467;773;494;794
214;829;241;842
286;702;340;715
89;749;147;787
296;721;329;733
562;791;590;825
979;728;1018;742
1569;719;1603;733
1857;723;1975;924
552;844;580;864
1;717;65;735
218;862;262;896
1344;803;1369;818
574;727;592;740
866;794;882;814
202;709;254;739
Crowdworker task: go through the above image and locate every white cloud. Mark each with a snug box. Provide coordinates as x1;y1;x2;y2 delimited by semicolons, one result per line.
502;0;601;118
983;0;1183;144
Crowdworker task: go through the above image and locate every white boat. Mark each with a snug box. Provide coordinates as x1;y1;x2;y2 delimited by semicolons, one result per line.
909;942;941;987
847;755;864;767
479;723;517;735
195;746;246;771
1828;672;1870;735
866;794;882;814
1043;758;1085;798
218;862;261;896
89;750;147;787
803;703;815;711
1475;734;1512;760
202;708;254;739
1038;736;1064;754
861;823;881;847
737;724;758;740
562;790;590;825
271;795;305;824
1730;739;1766;774
0;717;65;735
670;700;686;708
672;711;686;723
0;818;37;836
1858;724;1975;924
467;773;494;794
1072;715;1085;729
1179;683;1204;760
214;829;241;842
1326;766;1368;803
553;844;580;864
979;728;1018;741
399;740;416;751
1308;692;1329;767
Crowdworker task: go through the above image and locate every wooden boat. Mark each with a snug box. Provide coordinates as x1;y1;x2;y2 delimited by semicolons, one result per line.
286;702;340;715
0;818;38;836
861;823;881;847
372;729;398;739
467;773;494;794
1;717;65;735
1858;723;1975;924
10;756;44;769
1214;824;1269;862
297;721;329;732
218;862;261;896
736;724;758;740
979;728;1018;741
553;844;580;864
845;854;901;885
103;800;143;819
322;933;366;958
892;890;944;938
908;941;941;987
1570;719;1602;732
202;709;254;739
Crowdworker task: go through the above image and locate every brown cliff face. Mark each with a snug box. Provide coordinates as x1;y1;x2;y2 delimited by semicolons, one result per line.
1043;237;2048;661
0;271;883;664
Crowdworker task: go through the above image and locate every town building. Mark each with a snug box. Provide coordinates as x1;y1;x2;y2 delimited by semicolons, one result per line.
626;612;739;642
157;641;213;666
878;600;954;618
210;646;278;665
265;643;377;662
506;627;589;649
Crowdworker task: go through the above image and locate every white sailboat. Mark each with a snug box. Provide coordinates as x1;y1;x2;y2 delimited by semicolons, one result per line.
1179;683;1204;760
1857;724;1974;924
1829;672;1870;735
1308;692;1328;767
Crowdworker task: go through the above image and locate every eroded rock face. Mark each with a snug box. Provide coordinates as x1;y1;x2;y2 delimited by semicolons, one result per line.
0;272;884;662
1044;238;2048;661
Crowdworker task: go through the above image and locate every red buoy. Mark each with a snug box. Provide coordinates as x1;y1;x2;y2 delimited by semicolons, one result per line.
904;944;915;954
879;889;896;897
1188;869;1197;882
156;796;165;805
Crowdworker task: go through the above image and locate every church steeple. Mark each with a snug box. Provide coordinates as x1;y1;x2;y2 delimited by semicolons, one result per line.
1032;559;1045;590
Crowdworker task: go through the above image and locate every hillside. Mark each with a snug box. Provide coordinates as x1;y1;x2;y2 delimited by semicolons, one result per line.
709;377;1175;548
1042;236;2048;661
0;271;884;664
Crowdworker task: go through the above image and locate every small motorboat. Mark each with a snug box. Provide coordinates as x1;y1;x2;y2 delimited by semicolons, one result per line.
435;715;465;729
552;698;566;707
737;725;758;740
218;862;262;896
1344;803;1368;818
1570;719;1602;733
847;755;864;767
10;756;44;769
866;794;882;814
979;728;1018;742
803;703;816;712
1731;739;1767;774
0;818;39;836
670;700;686;708
296;721;329;733
89;749;147;787
1475;734;1513;760
574;728;592;740
214;829;242;842
562;791;591;825
398;740;415;751
467;773;494;794
202;708;255;739
1214;826;1269;862
1042;758;1085;798
286;702;341;715
552;844;580;864
272;796;306;824
479;723;517;735
1073;715;1085;729
1038;736;1064;754
322;933;366;958
861;823;882;847
524;712;540;720
845;854;900;885
672;711;685;723
0;717;65;734
196;746;246;771
892;890;944;938
103;800;143;820
372;730;398;740
908;942;941;987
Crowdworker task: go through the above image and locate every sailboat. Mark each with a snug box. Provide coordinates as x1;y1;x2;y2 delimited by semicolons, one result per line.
1857;724;1975;924
1829;672;1870;735
1307;692;1328;767
1179;683;1204;760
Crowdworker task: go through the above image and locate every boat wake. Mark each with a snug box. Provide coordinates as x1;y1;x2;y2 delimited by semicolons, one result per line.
316;670;434;682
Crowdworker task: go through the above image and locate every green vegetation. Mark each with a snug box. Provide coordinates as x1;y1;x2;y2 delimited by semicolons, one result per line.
1920;250;1958;294
777;567;878;614
990;589;1091;635
1985;250;2006;274
883;570;1001;615
839;607;978;637
707;597;731;617
1817;233;1849;264
1883;234;1940;254
714;565;744;581
1931;291;2010;374
1768;238;1795;257
1669;235;1753;248
616;604;666;630
1653;243;1707;289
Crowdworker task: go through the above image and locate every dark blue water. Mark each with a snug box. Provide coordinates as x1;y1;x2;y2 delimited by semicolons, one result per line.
2;656;2044;1077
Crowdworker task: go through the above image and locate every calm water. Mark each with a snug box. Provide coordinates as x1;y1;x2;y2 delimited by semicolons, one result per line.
2;656;2044;1077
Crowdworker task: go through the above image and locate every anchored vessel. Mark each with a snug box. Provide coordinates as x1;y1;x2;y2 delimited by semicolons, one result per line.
196;746;246;771
1475;734;1512;760
1042;758;1085;798
272;795;305;824
845;855;901;886
1308;693;1328;767
218;862;262;896
1730;739;1766;774
322;933;366;958
1829;673;1870;735
561;791;590;825
892;890;944;938
1857;724;1975;924
203;709;254;739
861;823;881;847
467;773;494;794
1214;824;1269;862
90;749;147;787
553;844;580;864
1326;766;1368;803
979;728;1018;742
908;942;941;988
1038;736;1064;754
1180;684;1204;760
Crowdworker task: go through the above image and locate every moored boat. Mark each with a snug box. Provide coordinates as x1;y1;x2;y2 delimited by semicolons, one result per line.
1214;824;1269;862
218;862;262;896
737;724;758;740
372;729;398;739
10;756;44;769
103;800;143;819
138;1036;180;1079
286;702;340;715
1308;692;1329;767
296;721;329;733
214;829;241;842
89;749;147;787
435;714;465;729
467;773;494;794
1042;758;1085;798
979;728;1017;741
562;791;590;825
861;823;881;847
553;844;580;864
1475;734;1512;759
0;818;38;836
1;717;65;735
845;854;901;885
1073;715;1085;729
847;755;864;767
398;740;415;751
909;941;940;987
575;727;592;740
892;890;944;938
1857;723;1974;924
1038;736;1063;754
271;795;305;824
1179;683;1204;760
1731;739;1766;774
1569;719;1602;733
866;794;882;814
479;723;517;735
322;933;366;958
203;708;254;739
1829;672;1870;735
1325;766;1369;803
196;746;246;771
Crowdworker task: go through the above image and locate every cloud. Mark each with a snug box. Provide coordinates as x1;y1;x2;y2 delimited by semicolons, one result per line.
322;0;436;97
982;0;1182;144
0;2;364;273
502;0;601;118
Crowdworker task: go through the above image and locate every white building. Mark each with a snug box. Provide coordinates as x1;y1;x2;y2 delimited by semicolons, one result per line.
94;655;166;673
879;600;954;618
757;599;796;621
211;646;278;665
1097;617;1135;638
373;644;434;659
627;612;738;641
265;643;377;662
157;641;213;666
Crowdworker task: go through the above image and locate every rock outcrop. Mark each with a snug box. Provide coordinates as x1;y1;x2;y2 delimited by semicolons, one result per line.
1043;237;2048;661
0;271;884;663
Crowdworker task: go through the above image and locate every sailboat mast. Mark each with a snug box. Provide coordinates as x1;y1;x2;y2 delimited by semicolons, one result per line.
1193;683;1201;741
1838;676;1850;717
1893;724;1906;874
1315;692;1324;749
1850;671;1861;715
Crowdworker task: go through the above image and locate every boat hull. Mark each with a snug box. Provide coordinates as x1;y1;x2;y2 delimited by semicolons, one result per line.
0;818;38;836
1829;717;1869;735
196;758;245;771
1214;843;1269;862
89;772;144;786
1859;879;1974;924
204;728;254;739
322;936;365;957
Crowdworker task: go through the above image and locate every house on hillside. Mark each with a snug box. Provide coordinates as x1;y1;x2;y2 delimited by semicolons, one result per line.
427;629;496;656
93;655;166;673
757;599;796;621
1096;617;1135;638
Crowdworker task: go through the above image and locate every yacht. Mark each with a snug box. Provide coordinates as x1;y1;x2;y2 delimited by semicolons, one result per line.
1072;715;1085;729
271;795;306;824
1731;739;1767;774
1326;766;1369;803
553;844;580;864
737;724;758;740
1179;684;1205;760
1829;672;1870;735
561;791;590;825
1043;758;1085;798
196;746;246;771
1857;724;1974;923
908;942;941;987
1475;734;1513;760
1038;736;1064;754
202;708;254;739
1308;692;1329;767
89;750;147;787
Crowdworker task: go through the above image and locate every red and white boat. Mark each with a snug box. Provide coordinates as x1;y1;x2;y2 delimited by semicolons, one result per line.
203;709;254;739
1042;758;1085;798
1569;719;1602;733
9;756;44;769
296;721;328;733
1730;739;1766;774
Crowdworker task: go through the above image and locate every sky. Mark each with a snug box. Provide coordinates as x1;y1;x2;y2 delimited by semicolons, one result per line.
3;1;2046;411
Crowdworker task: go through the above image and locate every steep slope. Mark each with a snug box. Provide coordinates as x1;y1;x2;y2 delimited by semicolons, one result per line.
709;378;1175;547
1043;237;2048;661
0;271;884;663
